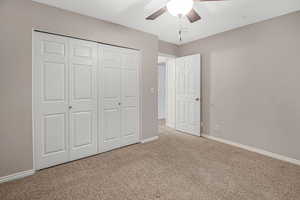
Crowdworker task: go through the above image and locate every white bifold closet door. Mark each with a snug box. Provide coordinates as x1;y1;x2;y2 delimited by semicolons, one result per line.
99;45;139;152
175;54;201;136
34;32;98;169
68;39;98;161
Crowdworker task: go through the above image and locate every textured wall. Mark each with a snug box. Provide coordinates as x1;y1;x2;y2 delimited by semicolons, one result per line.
179;11;300;160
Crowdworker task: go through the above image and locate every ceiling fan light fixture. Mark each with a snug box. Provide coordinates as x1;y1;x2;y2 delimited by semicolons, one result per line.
167;0;194;17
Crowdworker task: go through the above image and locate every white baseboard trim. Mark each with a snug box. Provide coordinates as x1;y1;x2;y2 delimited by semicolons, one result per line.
141;136;159;144
202;134;300;166
0;169;35;184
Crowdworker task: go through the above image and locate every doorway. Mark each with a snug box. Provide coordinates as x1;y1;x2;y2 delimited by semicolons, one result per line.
157;54;201;136
158;63;166;121
157;54;174;129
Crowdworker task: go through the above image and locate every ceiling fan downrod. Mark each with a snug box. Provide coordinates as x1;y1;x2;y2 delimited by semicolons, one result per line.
179;30;182;41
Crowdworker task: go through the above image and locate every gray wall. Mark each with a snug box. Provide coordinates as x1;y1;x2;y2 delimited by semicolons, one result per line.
179;11;300;160
0;0;159;177
158;40;179;56
0;0;33;178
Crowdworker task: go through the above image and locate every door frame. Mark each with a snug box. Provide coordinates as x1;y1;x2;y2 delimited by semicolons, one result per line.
32;29;36;171
158;53;177;129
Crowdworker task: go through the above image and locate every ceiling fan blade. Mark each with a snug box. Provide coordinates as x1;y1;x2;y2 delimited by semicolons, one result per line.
186;9;201;23
146;6;167;20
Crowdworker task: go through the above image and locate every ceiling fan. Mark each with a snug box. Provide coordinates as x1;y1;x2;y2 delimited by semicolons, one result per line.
146;0;226;23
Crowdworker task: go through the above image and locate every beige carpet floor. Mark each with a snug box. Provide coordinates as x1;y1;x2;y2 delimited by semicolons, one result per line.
1;126;300;200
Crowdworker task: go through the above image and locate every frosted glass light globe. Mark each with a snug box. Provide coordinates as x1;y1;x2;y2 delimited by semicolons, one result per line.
167;0;194;16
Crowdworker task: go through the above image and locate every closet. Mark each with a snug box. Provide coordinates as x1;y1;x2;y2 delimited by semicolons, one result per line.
33;32;140;170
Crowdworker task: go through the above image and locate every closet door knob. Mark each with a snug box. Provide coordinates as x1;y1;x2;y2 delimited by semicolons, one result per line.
68;105;73;109
195;98;200;101
118;102;121;106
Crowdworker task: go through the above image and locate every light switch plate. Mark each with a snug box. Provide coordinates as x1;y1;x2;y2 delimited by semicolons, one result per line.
150;88;155;93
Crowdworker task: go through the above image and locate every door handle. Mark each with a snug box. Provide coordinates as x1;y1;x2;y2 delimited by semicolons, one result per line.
68;105;73;109
195;98;200;101
118;102;121;106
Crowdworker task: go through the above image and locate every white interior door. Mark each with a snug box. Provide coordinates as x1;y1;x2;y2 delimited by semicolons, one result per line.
99;45;139;152
34;32;70;169
175;54;201;136
120;48;139;146
34;32;99;169
69;39;98;161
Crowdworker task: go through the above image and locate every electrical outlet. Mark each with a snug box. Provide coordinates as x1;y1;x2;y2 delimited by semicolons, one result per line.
214;124;220;132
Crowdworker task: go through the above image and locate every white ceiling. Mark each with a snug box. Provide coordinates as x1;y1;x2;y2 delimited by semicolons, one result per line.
32;0;300;45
